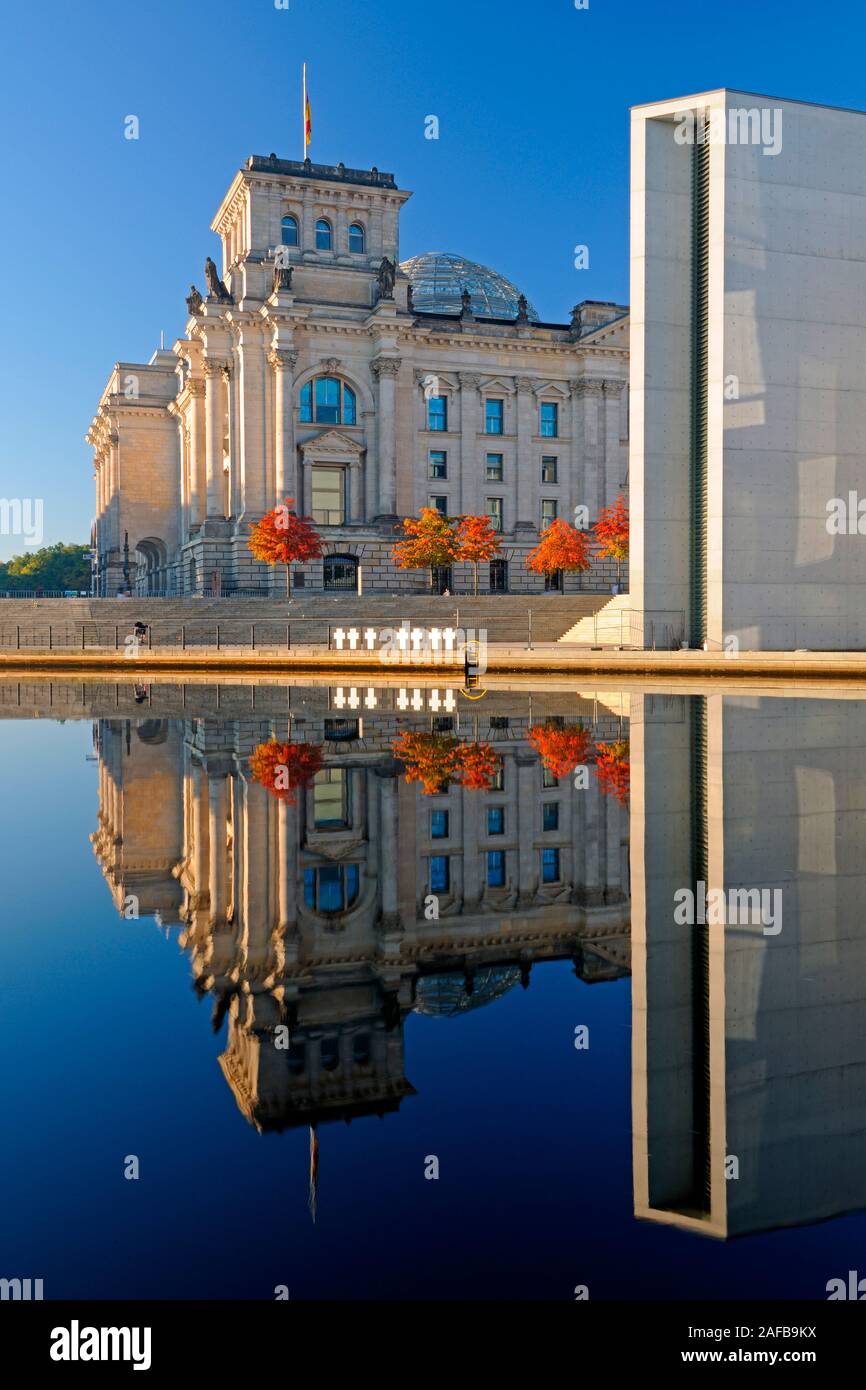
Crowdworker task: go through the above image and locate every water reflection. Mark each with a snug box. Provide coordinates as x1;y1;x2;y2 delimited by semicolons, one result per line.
88;685;630;1137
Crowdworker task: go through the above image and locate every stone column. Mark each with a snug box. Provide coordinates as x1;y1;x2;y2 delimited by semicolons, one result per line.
269;349;297;504
191;762;210;913
348;458;363;523
277;798;298;931
188;379;205;529
577;380;604;522
241;775;270;974
459;374;480;516
515;753;537;906
461;790;483;908
204;359;227;519
108;431;120;550
602;379;625;510
207;772;229;924
568;379;583;521
372;356;400;520
378;770;400;928
515;377;535;530
237;329;267;520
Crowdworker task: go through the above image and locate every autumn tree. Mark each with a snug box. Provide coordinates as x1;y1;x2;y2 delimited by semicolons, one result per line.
247;497;323;598
528;721;594;779
249;738;324;802
455;514;501;596
393;731;499;795
525;518;591;589
594;740;630;804
392;508;461;590
0;543;90;593
593;494;629;586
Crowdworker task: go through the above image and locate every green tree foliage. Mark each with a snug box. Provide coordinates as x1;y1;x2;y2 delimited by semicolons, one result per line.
0;543;91;592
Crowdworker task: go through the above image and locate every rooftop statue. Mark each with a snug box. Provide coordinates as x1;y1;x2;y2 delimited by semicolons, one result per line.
377;255;396;300
204;256;231;303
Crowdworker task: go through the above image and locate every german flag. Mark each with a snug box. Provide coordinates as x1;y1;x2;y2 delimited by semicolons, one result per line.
303;64;312;156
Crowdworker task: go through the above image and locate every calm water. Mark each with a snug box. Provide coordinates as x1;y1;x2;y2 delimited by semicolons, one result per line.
1;679;864;1301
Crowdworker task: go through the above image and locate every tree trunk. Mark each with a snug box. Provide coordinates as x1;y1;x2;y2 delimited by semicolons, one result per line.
286;563;292;600
473;562;478;597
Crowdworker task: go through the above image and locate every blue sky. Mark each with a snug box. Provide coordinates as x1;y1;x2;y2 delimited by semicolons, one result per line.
1;0;864;557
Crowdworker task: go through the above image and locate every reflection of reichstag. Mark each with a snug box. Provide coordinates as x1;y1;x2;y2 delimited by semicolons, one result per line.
90;688;630;1131
631;692;866;1239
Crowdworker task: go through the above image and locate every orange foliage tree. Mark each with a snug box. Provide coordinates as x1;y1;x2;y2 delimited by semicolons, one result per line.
393;731;499;794
247;497;323;598
528;721;594;779
525;518;591;588
249;738;324;802
391;508;461;588
593;493;629;585
456;514;502;596
594;739;630;804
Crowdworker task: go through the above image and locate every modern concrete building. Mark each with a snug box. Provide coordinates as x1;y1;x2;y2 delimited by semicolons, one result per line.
631;691;866;1238
87;156;629;598
630;89;866;651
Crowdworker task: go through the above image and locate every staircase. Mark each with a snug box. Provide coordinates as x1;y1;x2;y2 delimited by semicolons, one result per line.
557;594;636;646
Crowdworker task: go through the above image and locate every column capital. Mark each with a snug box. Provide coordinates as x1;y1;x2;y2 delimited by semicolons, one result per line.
601;378;625;397
514;375;534;393
204;357;232;378
572;379;604;398
458;371;482;390
187;378;206;399
268;348;298;372
371;355;400;379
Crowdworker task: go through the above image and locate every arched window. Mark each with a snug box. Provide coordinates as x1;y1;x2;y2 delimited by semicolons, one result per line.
299;376;358;425
315;218;332;250
281;214;299;248
348;222;365;253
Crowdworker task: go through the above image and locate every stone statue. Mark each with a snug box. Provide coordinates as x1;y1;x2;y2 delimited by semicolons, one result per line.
406;281;414;313
186;284;203;316
377;256;396;300
516;294;529;324
273;261;293;293
460;287;473;317
569;303;583;339
204;256;231;303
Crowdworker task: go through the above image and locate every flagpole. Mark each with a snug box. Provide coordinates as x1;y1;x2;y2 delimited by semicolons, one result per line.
303;62;308;159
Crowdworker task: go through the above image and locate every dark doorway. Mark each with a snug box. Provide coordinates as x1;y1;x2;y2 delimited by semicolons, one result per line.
323;555;358;592
431;565;452;594
544;569;563;592
489;558;509;593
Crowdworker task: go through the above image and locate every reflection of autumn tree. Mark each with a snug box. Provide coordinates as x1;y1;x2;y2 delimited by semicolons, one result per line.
393;731;499;795
249;738;324;802
594;740;630;804
528;721;593;779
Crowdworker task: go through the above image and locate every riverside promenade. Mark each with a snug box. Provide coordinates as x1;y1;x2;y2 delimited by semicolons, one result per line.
3;595;866;681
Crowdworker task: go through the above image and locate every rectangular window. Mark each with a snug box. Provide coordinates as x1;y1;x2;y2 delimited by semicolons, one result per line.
430;855;450;893
487;850;506;888
541;846;561;883
541;455;558;483
540;402;559;438
429;450;447;479
541;498;558;530
486;497;503;532
487;806;505;835
485;453;503;481
428;396;447;431
542;801;559;832
311;466;345;525
314;768;348;829
542;767;558;788
490;765;504;791
430;495;448;515
485;398;504;434
430;809;449;840
489;558;508;593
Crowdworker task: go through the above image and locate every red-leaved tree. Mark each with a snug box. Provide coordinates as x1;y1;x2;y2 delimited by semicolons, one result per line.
248;497;323;598
593;494;629;586
456;514;502;596
528;721;594;779
525;518;591;589
249;738;324;802
392;508;461;589
594;739;630;804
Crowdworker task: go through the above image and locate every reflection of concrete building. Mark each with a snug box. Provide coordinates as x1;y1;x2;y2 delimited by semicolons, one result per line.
631;691;866;1237
91;693;630;1132
86;155;628;597
631;90;866;650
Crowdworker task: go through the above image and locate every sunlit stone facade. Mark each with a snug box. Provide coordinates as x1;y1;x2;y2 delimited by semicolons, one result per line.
87;157;628;597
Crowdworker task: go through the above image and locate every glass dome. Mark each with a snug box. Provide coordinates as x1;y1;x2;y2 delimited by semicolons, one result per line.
401;251;539;321
414;966;522;1017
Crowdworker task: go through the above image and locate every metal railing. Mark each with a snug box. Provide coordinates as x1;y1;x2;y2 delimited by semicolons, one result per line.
577;608;685;650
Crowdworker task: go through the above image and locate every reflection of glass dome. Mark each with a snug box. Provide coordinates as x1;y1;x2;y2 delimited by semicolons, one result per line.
414;966;521;1017
401;251;539;321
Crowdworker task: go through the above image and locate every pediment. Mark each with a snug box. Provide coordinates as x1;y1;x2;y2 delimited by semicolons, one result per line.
580;314;630;348
300;428;364;458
